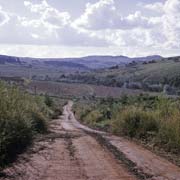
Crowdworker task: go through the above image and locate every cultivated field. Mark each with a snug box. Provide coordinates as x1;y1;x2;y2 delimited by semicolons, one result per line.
28;80;151;99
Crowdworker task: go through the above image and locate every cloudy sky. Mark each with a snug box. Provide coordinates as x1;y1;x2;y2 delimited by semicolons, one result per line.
0;0;179;58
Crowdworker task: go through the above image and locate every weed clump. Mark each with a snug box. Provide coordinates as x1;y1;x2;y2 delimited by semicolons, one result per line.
112;107;158;138
75;94;180;153
0;82;53;167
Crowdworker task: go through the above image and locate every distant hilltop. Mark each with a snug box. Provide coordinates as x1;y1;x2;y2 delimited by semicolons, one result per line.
0;54;163;69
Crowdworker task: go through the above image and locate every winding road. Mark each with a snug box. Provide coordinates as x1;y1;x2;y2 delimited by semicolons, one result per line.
1;101;180;180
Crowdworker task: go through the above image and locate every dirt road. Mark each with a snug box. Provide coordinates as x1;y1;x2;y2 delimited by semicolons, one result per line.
1;102;136;180
2;101;180;180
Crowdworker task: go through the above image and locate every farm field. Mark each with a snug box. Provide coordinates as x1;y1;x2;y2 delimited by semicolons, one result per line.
0;64;65;80
28;80;154;99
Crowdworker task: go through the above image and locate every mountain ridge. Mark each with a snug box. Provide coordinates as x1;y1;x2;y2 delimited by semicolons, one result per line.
0;54;163;69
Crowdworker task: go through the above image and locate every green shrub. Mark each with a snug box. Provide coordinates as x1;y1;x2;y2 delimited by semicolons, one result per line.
75;95;180;153
31;112;47;133
155;97;175;118
158;111;180;151
0;82;53;168
0;118;32;166
112;107;158;138
82;110;102;127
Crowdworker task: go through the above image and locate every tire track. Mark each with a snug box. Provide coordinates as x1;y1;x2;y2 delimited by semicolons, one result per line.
1;103;136;180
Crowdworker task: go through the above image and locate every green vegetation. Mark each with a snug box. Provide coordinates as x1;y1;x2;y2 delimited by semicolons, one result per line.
61;57;180;94
112;107;158;138
0;82;55;168
2;56;180;94
74;94;180;153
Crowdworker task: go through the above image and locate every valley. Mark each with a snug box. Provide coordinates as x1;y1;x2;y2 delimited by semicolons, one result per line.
1;0;180;179
1;54;180;179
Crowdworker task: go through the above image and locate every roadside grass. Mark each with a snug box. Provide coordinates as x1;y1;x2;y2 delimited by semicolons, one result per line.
112;107;158;138
0;82;57;168
74;94;180;153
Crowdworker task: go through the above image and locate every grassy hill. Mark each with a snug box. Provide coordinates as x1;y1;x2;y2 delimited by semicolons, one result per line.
1;54;180;94
60;56;180;91
0;54;162;75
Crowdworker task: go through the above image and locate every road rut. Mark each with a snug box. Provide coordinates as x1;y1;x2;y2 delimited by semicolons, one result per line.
2;101;180;180
1;102;136;180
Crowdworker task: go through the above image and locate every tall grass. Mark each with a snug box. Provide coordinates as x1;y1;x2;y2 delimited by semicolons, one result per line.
112;107;158;138
0;82;53;168
75;95;180;153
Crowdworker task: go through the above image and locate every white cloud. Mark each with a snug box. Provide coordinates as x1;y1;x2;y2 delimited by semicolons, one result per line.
139;0;180;49
92;27;165;50
143;2;164;13
74;0;180;52
73;0;157;30
31;33;39;39
0;0;108;46
0;43;179;58
0;6;10;26
164;0;180;13
0;0;180;57
0;44;122;58
24;0;70;27
162;0;180;48
73;0;116;29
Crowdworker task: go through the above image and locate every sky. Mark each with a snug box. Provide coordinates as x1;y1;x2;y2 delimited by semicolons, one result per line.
0;0;179;58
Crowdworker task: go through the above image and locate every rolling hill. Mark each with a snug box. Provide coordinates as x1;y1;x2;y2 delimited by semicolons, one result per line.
0;54;162;70
60;56;180;90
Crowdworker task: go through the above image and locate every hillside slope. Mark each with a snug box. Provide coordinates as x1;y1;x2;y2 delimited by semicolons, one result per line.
0;54;162;70
60;56;180;89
